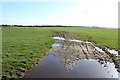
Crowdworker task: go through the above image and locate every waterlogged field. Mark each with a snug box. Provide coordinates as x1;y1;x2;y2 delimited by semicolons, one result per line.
2;27;54;78
42;27;118;50
2;27;118;78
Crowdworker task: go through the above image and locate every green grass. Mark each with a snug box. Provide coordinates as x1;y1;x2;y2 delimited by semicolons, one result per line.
2;27;54;78
2;27;118;78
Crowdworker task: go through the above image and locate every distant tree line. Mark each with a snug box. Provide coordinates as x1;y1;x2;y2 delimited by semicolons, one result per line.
1;24;106;29
0;24;85;27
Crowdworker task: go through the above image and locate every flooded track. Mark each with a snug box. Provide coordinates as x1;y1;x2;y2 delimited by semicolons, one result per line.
25;32;119;78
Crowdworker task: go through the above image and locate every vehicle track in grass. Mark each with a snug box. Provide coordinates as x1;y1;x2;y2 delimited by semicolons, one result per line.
25;31;119;78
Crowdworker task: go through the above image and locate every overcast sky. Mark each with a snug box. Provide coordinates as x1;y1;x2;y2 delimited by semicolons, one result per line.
0;0;119;28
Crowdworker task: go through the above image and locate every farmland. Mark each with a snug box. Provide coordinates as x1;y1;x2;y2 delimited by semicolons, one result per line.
2;27;118;78
42;27;118;50
2;27;54;78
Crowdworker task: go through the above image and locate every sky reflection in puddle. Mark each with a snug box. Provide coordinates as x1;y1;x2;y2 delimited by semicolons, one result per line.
25;54;118;78
52;37;65;40
51;44;61;48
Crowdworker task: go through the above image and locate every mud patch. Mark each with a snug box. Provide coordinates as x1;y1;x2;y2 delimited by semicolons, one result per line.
25;31;119;78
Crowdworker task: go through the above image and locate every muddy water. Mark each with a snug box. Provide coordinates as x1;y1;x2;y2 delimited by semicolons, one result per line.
25;54;118;78
25;32;119;78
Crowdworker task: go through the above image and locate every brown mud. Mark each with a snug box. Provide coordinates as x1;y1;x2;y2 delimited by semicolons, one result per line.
25;31;119;78
53;31;120;72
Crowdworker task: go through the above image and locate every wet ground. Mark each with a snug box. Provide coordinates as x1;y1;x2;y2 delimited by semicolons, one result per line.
25;32;119;78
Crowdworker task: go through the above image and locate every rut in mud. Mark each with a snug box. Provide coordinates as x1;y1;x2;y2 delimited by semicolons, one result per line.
52;32;112;62
25;31;119;78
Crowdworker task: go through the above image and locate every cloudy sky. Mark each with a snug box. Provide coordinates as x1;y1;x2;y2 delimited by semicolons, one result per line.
0;0;119;28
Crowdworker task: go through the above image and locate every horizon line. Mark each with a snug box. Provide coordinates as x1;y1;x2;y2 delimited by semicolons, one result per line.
1;24;118;29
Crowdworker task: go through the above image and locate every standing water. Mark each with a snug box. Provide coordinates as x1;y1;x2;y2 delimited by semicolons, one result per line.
25;55;118;78
25;36;119;78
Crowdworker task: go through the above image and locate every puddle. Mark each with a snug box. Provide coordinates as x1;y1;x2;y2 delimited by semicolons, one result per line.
52;37;92;44
95;47;105;53
25;54;118;78
107;49;118;56
51;44;61;48
85;41;92;43
25;33;119;78
52;37;65;40
69;40;92;44
69;40;84;42
25;41;118;78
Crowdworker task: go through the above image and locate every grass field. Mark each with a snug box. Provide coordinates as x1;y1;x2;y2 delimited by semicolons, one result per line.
2;27;54;78
2;27;118;78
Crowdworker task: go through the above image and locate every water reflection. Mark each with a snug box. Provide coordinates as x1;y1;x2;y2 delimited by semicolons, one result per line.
48;40;118;78
107;49;118;56
51;44;61;48
25;54;118;78
25;36;118;78
52;37;65;40
52;37;92;43
69;40;83;42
